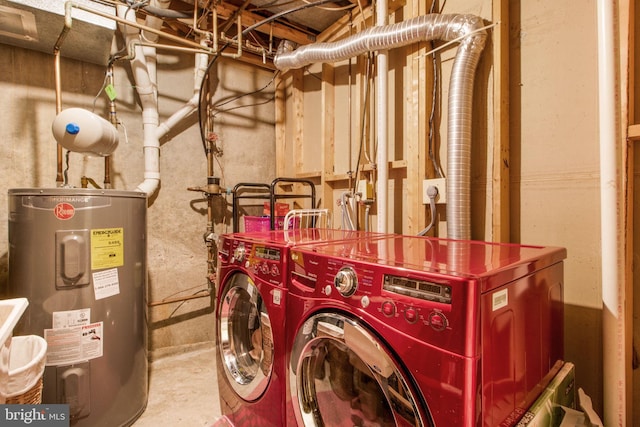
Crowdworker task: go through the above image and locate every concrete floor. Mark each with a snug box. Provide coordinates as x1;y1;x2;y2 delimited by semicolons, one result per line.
132;342;223;427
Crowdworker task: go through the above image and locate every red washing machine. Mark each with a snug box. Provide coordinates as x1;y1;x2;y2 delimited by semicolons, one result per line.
215;229;385;426
286;233;566;427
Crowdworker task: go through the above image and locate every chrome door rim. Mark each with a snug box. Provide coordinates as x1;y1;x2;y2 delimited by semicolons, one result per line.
289;312;424;426
218;273;273;401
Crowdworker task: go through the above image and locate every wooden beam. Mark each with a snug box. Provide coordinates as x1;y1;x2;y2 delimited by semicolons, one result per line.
322;63;336;213
492;0;510;243
215;2;315;46
317;0;406;43
292;69;305;174
629;124;640;140
275;73;287;177
622;2;634;424
406;0;428;235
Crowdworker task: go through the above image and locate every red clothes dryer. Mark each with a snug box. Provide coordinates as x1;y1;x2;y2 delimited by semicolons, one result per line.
215;229;385;426
286;233;566;427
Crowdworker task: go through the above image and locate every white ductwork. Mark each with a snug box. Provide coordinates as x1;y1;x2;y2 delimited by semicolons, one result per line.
274;14;487;239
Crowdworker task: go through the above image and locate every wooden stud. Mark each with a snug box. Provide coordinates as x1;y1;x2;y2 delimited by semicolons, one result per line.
322;63;336;214
293;69;305;175
275;73;287;177
492;0;510;243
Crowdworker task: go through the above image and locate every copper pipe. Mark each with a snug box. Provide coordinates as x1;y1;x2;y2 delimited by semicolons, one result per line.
105;65;117;189
66;1;212;53
104;157;112;188
53;23;70;187
54;50;64;186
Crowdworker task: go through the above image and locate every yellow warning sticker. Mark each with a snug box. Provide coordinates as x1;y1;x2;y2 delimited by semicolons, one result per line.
91;228;124;270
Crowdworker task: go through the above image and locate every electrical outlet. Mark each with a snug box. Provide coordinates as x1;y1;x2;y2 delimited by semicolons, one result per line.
423;178;446;204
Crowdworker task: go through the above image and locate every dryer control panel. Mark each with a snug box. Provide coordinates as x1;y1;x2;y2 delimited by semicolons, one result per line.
289;249;473;357
222;238;287;286
383;275;452;304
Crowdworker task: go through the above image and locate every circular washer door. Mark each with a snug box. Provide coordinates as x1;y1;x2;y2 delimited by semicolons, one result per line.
218;272;274;401
290;312;425;426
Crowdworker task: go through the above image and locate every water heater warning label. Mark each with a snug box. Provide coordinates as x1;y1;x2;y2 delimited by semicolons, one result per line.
91;227;124;269
44;321;104;366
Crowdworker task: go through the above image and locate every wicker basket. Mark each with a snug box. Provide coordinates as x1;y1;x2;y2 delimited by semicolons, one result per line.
6;376;43;404
4;335;47;404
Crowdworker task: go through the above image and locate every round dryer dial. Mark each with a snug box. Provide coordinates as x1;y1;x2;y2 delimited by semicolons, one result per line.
333;267;358;297
233;243;246;263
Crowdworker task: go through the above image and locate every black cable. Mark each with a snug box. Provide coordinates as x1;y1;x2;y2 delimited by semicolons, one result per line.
212;71;280;111
428;1;445;178
197;0;348;157
351;52;374;196
239;0;340;38
199;0;340;154
198;44;229;154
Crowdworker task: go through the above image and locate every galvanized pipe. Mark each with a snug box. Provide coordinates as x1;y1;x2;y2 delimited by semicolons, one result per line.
274;14;487;239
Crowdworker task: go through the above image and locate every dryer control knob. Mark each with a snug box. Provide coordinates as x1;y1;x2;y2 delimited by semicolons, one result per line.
381;301;396;317
404;307;418;324
334;267;357;297
428;311;448;331
233;244;246;263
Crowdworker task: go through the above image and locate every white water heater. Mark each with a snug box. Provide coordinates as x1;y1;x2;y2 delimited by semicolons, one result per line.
5;188;148;427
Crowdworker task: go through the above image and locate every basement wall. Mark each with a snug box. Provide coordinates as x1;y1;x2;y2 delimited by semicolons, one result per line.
0;44;276;351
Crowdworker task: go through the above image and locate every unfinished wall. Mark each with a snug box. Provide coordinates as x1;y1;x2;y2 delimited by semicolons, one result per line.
0;44;276;352
510;1;603;413
275;0;606;416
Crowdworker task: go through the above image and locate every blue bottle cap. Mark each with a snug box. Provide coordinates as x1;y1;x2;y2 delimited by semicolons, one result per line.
65;123;80;135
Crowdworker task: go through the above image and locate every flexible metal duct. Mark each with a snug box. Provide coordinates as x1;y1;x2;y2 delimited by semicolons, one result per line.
274;14;487;239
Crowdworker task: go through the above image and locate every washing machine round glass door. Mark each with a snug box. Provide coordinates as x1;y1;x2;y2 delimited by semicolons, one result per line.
289;312;426;427
219;272;274;401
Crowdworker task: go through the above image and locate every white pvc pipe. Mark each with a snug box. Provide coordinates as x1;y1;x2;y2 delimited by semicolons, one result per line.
596;0;625;425
157;40;210;140
117;5;160;197
375;0;388;233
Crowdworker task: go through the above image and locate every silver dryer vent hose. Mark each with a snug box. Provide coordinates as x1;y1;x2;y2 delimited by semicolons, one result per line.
274;14;487;240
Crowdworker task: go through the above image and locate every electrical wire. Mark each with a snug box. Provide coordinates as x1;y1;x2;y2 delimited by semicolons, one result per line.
417;185;438;236
301;0;356;12
209;70;279;118
249;0;303;12
199;0;339;151
428;1;445;178
212;92;277;118
351;52;374;196
92;71;111;113
239;0;341;37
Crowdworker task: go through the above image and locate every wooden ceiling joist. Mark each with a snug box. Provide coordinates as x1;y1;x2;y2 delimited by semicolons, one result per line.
214;2;316;46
